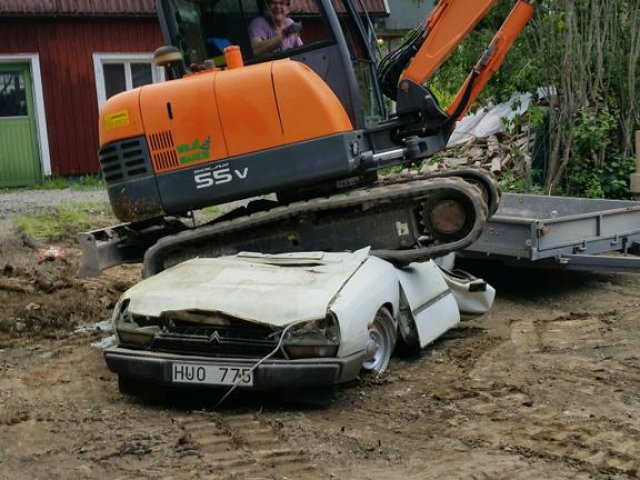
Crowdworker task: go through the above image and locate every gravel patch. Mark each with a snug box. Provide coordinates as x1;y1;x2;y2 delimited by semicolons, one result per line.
0;189;108;220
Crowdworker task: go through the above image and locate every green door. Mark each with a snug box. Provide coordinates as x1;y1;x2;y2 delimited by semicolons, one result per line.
0;63;42;187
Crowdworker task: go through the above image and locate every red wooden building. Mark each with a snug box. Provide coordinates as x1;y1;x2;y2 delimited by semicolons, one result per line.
0;0;161;186
0;0;387;187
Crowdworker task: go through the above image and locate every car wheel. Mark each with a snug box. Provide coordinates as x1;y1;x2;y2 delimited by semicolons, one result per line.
362;307;396;375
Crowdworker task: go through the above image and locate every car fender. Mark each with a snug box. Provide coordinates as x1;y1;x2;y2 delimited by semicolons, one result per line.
330;256;400;358
396;260;460;348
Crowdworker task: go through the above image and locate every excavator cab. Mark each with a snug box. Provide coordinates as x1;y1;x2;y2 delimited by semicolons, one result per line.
157;0;386;129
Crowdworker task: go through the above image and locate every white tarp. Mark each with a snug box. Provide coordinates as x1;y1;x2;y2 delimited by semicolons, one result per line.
447;92;532;147
447;88;557;147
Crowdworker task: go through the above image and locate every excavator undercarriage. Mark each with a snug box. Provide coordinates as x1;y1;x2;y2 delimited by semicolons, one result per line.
78;168;499;277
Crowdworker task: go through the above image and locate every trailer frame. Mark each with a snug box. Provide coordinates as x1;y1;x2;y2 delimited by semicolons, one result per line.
462;193;640;272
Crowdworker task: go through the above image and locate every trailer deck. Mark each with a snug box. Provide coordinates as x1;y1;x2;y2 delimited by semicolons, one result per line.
463;193;640;272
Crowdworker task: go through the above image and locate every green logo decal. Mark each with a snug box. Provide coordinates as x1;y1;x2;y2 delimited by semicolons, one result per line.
177;137;211;164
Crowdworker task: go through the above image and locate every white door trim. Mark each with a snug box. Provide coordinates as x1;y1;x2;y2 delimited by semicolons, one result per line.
0;53;51;176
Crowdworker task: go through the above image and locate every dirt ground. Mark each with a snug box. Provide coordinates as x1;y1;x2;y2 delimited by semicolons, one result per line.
0;212;639;480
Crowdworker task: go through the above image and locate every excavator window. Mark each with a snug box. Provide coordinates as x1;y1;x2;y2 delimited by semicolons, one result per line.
162;0;334;68
334;0;385;127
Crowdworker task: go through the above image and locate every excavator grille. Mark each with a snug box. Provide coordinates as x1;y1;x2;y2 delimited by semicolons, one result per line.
98;137;150;183
148;130;180;172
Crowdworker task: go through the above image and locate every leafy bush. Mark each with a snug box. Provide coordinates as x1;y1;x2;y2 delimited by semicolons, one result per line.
428;0;639;198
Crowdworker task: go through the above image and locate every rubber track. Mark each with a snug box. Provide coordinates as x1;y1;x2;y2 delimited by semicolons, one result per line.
143;175;489;277
389;167;502;215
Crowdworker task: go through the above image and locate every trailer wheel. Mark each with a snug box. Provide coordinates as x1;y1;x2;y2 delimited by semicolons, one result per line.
362;307;396;375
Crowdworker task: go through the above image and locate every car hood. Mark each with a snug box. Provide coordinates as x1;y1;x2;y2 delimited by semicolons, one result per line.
121;248;370;327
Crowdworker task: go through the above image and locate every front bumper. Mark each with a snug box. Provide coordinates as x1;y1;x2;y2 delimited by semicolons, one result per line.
104;347;365;389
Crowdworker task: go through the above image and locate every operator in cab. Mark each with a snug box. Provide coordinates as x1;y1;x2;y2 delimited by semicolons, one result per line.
249;0;303;56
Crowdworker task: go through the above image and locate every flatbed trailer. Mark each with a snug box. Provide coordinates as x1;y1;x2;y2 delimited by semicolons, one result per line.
462;193;640;272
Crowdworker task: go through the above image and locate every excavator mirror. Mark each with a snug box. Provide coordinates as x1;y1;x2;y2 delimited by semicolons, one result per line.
153;45;186;80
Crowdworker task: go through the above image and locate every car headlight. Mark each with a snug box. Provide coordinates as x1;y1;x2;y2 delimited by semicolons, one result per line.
282;313;340;359
114;300;160;347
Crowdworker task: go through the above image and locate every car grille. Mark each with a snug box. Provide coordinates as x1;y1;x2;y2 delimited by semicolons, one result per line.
98;137;151;183
150;320;284;359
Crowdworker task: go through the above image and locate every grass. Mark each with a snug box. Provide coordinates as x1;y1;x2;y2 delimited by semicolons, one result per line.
41;175;105;191
15;201;115;241
191;205;221;225
1;175;105;193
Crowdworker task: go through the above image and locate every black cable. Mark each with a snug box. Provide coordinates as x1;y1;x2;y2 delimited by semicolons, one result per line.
443;69;480;128
213;319;308;410
377;25;426;100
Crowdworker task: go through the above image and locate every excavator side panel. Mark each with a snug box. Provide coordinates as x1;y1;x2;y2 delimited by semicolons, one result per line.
215;63;285;157
140;72;229;172
272;61;353;144
99;90;145;147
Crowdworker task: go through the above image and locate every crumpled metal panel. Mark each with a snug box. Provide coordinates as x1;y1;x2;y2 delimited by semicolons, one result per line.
0;0;155;15
396;260;459;348
122;249;371;327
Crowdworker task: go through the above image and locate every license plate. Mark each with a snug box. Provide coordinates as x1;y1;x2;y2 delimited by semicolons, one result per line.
172;363;253;386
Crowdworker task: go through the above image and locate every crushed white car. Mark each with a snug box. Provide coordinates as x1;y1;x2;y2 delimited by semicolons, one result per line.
104;248;494;397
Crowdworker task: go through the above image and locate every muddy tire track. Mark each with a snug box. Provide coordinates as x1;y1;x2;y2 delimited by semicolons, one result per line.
175;412;327;479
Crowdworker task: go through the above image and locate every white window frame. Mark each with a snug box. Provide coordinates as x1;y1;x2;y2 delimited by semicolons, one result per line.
92;53;164;109
0;53;51;175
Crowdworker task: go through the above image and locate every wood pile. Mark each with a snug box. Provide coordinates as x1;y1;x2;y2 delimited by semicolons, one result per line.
419;125;536;176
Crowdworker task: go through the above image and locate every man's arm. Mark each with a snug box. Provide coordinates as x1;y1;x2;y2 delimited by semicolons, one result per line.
250;33;284;56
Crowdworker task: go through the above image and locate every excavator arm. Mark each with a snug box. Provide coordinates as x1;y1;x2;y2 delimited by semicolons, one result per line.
401;0;500;88
380;0;535;122
444;1;536;119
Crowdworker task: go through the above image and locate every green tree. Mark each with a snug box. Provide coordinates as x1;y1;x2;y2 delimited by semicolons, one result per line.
429;0;640;198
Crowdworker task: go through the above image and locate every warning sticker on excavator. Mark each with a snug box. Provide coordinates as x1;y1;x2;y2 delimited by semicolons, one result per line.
104;110;130;130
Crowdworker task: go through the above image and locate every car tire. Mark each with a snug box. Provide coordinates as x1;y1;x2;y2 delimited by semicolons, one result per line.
361;307;397;375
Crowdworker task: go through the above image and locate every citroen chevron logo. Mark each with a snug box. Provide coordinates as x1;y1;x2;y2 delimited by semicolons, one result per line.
208;331;222;344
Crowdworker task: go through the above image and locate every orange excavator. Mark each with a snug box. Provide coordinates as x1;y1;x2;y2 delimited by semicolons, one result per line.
78;0;535;277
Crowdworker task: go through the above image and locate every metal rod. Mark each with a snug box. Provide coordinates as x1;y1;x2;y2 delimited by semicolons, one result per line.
372;148;406;163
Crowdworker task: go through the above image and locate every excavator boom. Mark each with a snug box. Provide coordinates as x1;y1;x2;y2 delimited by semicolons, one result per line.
447;0;535;119
401;0;498;87
390;0;535;115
